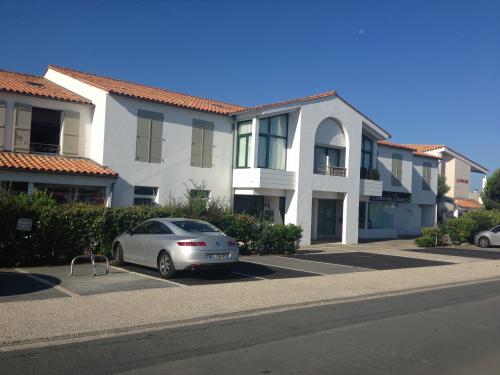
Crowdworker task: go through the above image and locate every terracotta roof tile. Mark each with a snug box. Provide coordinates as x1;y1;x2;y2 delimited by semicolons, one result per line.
0;152;118;177
400;144;445;153
48;65;246;115
0;70;91;104
455;198;482;209
232;90;337;114
377;140;441;159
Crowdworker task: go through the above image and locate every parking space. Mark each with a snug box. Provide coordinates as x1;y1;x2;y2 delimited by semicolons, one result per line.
1;250;457;303
288;252;453;270
405;248;500;260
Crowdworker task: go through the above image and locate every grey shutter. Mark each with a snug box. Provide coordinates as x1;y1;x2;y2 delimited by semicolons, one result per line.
391;154;402;186
0;101;5;150
136;110;151;162
201;122;214;168
13;104;32;153
62;111;80;156
191;122;203;167
149;112;163;163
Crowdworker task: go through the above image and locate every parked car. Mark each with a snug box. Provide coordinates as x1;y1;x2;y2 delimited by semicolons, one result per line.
474;225;500;248
112;218;239;278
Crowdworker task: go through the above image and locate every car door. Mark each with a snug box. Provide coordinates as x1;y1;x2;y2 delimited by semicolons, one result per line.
125;221;154;264
491;226;500;245
142;221;174;267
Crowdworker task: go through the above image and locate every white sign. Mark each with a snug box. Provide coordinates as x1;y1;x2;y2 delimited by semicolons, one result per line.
17;218;33;231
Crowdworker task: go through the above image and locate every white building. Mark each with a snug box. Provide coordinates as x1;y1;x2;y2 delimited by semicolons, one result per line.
0;65;445;245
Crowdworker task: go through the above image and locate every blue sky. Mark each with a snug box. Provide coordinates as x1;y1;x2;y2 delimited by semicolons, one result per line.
1;0;498;188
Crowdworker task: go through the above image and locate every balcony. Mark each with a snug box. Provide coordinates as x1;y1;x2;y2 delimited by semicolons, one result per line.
233;168;295;190
30;142;60;155
314;165;347;177
360;178;383;196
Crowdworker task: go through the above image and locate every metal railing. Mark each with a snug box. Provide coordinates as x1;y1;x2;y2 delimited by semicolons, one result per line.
30;142;60;154
314;166;347;177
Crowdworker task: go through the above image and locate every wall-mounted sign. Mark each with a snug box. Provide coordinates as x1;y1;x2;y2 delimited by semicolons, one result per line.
456;178;469;184
16;218;33;231
370;191;412;203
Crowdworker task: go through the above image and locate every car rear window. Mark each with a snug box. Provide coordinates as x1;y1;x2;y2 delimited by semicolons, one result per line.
172;220;220;233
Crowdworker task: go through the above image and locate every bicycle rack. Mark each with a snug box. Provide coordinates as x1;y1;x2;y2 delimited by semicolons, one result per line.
70;252;111;277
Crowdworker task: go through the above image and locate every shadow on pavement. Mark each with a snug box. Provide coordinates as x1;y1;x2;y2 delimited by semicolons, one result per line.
0;271;61;297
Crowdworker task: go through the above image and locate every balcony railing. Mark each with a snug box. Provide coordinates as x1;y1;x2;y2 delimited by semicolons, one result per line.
315;165;347;177
30;142;60;154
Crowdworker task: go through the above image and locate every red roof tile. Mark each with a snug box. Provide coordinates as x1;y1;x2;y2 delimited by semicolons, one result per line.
455;198;482;209
48;65;246;115
400;144;444;153
0;152;118;177
377;140;441;159
0;70;91;104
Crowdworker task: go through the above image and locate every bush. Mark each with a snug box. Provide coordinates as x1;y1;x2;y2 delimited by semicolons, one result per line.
0;190;303;266
414;226;444;248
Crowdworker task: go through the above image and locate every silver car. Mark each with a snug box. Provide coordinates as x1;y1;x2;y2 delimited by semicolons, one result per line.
112;218;239;278
474;225;500;248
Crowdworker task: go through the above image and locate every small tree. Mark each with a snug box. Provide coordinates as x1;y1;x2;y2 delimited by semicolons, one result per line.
481;169;500;210
437;175;450;200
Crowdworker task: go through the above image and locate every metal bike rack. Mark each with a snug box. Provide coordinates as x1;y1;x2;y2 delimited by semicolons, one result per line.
70;252;111;277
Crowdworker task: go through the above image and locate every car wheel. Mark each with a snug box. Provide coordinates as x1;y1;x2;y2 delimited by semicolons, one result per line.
115;243;124;266
158;251;176;279
479;237;490;248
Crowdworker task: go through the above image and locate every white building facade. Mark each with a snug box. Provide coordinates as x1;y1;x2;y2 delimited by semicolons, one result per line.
0;65;444;245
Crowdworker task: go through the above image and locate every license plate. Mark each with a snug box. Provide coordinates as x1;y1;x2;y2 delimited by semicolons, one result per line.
207;253;230;259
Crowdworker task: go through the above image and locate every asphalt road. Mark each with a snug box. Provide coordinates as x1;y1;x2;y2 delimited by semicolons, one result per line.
3;280;500;374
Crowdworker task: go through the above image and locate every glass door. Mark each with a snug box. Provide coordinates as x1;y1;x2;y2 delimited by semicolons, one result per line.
317;199;336;237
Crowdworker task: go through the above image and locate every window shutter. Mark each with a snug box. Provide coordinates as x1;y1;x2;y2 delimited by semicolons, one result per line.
391;154;402;186
0;101;5;150
201;122;214;168
191;122;203;167
62;111;80;156
13;104;32;153
136;110;151;162
149;112;163;163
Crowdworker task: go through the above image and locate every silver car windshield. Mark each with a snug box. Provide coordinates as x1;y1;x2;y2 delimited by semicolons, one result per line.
172;221;220;233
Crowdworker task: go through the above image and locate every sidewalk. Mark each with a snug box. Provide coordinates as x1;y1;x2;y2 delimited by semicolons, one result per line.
2;260;500;349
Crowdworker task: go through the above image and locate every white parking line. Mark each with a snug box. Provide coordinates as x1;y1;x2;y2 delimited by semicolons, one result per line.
279;255;372;271
231;271;267;280
109;265;185;287
242;259;327;276
14;268;79;297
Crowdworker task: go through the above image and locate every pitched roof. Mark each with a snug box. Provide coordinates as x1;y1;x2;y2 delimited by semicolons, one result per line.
455;198;482;210
232;90;337;114
0;152;118;177
377;140;441;159
400;144;444;153
0;70;91;104
47;65;246;115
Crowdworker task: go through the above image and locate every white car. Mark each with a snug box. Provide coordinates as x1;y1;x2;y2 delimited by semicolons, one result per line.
474;225;500;248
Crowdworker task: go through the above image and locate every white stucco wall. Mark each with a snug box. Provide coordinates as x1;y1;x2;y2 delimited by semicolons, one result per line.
412;156;438;205
377;145;413;194
103;94;234;206
0;92;93;157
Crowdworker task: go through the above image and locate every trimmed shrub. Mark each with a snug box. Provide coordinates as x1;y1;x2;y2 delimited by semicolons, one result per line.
254;223;303;255
414;226;443;248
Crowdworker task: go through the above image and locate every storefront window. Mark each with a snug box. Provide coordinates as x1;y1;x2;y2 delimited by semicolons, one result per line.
34;184;106;205
1;181;29;195
367;202;395;229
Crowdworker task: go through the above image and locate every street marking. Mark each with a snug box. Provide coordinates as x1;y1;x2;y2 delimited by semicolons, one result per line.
14;268;79;297
280;255;372;271
242;259;327;276
231;271;266;280
109;265;185;287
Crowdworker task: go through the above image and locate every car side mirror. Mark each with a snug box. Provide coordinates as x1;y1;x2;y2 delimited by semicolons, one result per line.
127;228;134;236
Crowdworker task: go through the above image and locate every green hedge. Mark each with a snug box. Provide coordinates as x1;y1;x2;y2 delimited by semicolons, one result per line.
415;209;500;247
0;190;303;266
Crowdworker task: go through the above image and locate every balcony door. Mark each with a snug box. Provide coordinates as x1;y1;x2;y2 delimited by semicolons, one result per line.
317;199;336;237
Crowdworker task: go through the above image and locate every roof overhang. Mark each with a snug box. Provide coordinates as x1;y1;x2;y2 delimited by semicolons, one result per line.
437;147;488;174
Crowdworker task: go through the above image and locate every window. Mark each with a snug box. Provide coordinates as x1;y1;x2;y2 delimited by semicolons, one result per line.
171;220;220;233
314;146;340;174
422;162;432;191
257;114;288;170
133;221;155;234
148;221;173;235
1;181;29;195
358;202;367;229
189;189;210;201
34;184;106;204
134;186;157;205
236;121;252;168
360;135;373;178
234;195;265;219
367;202;395;229
136;110;163;163
191;119;214;168
30;107;62;154
391;153;403;186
